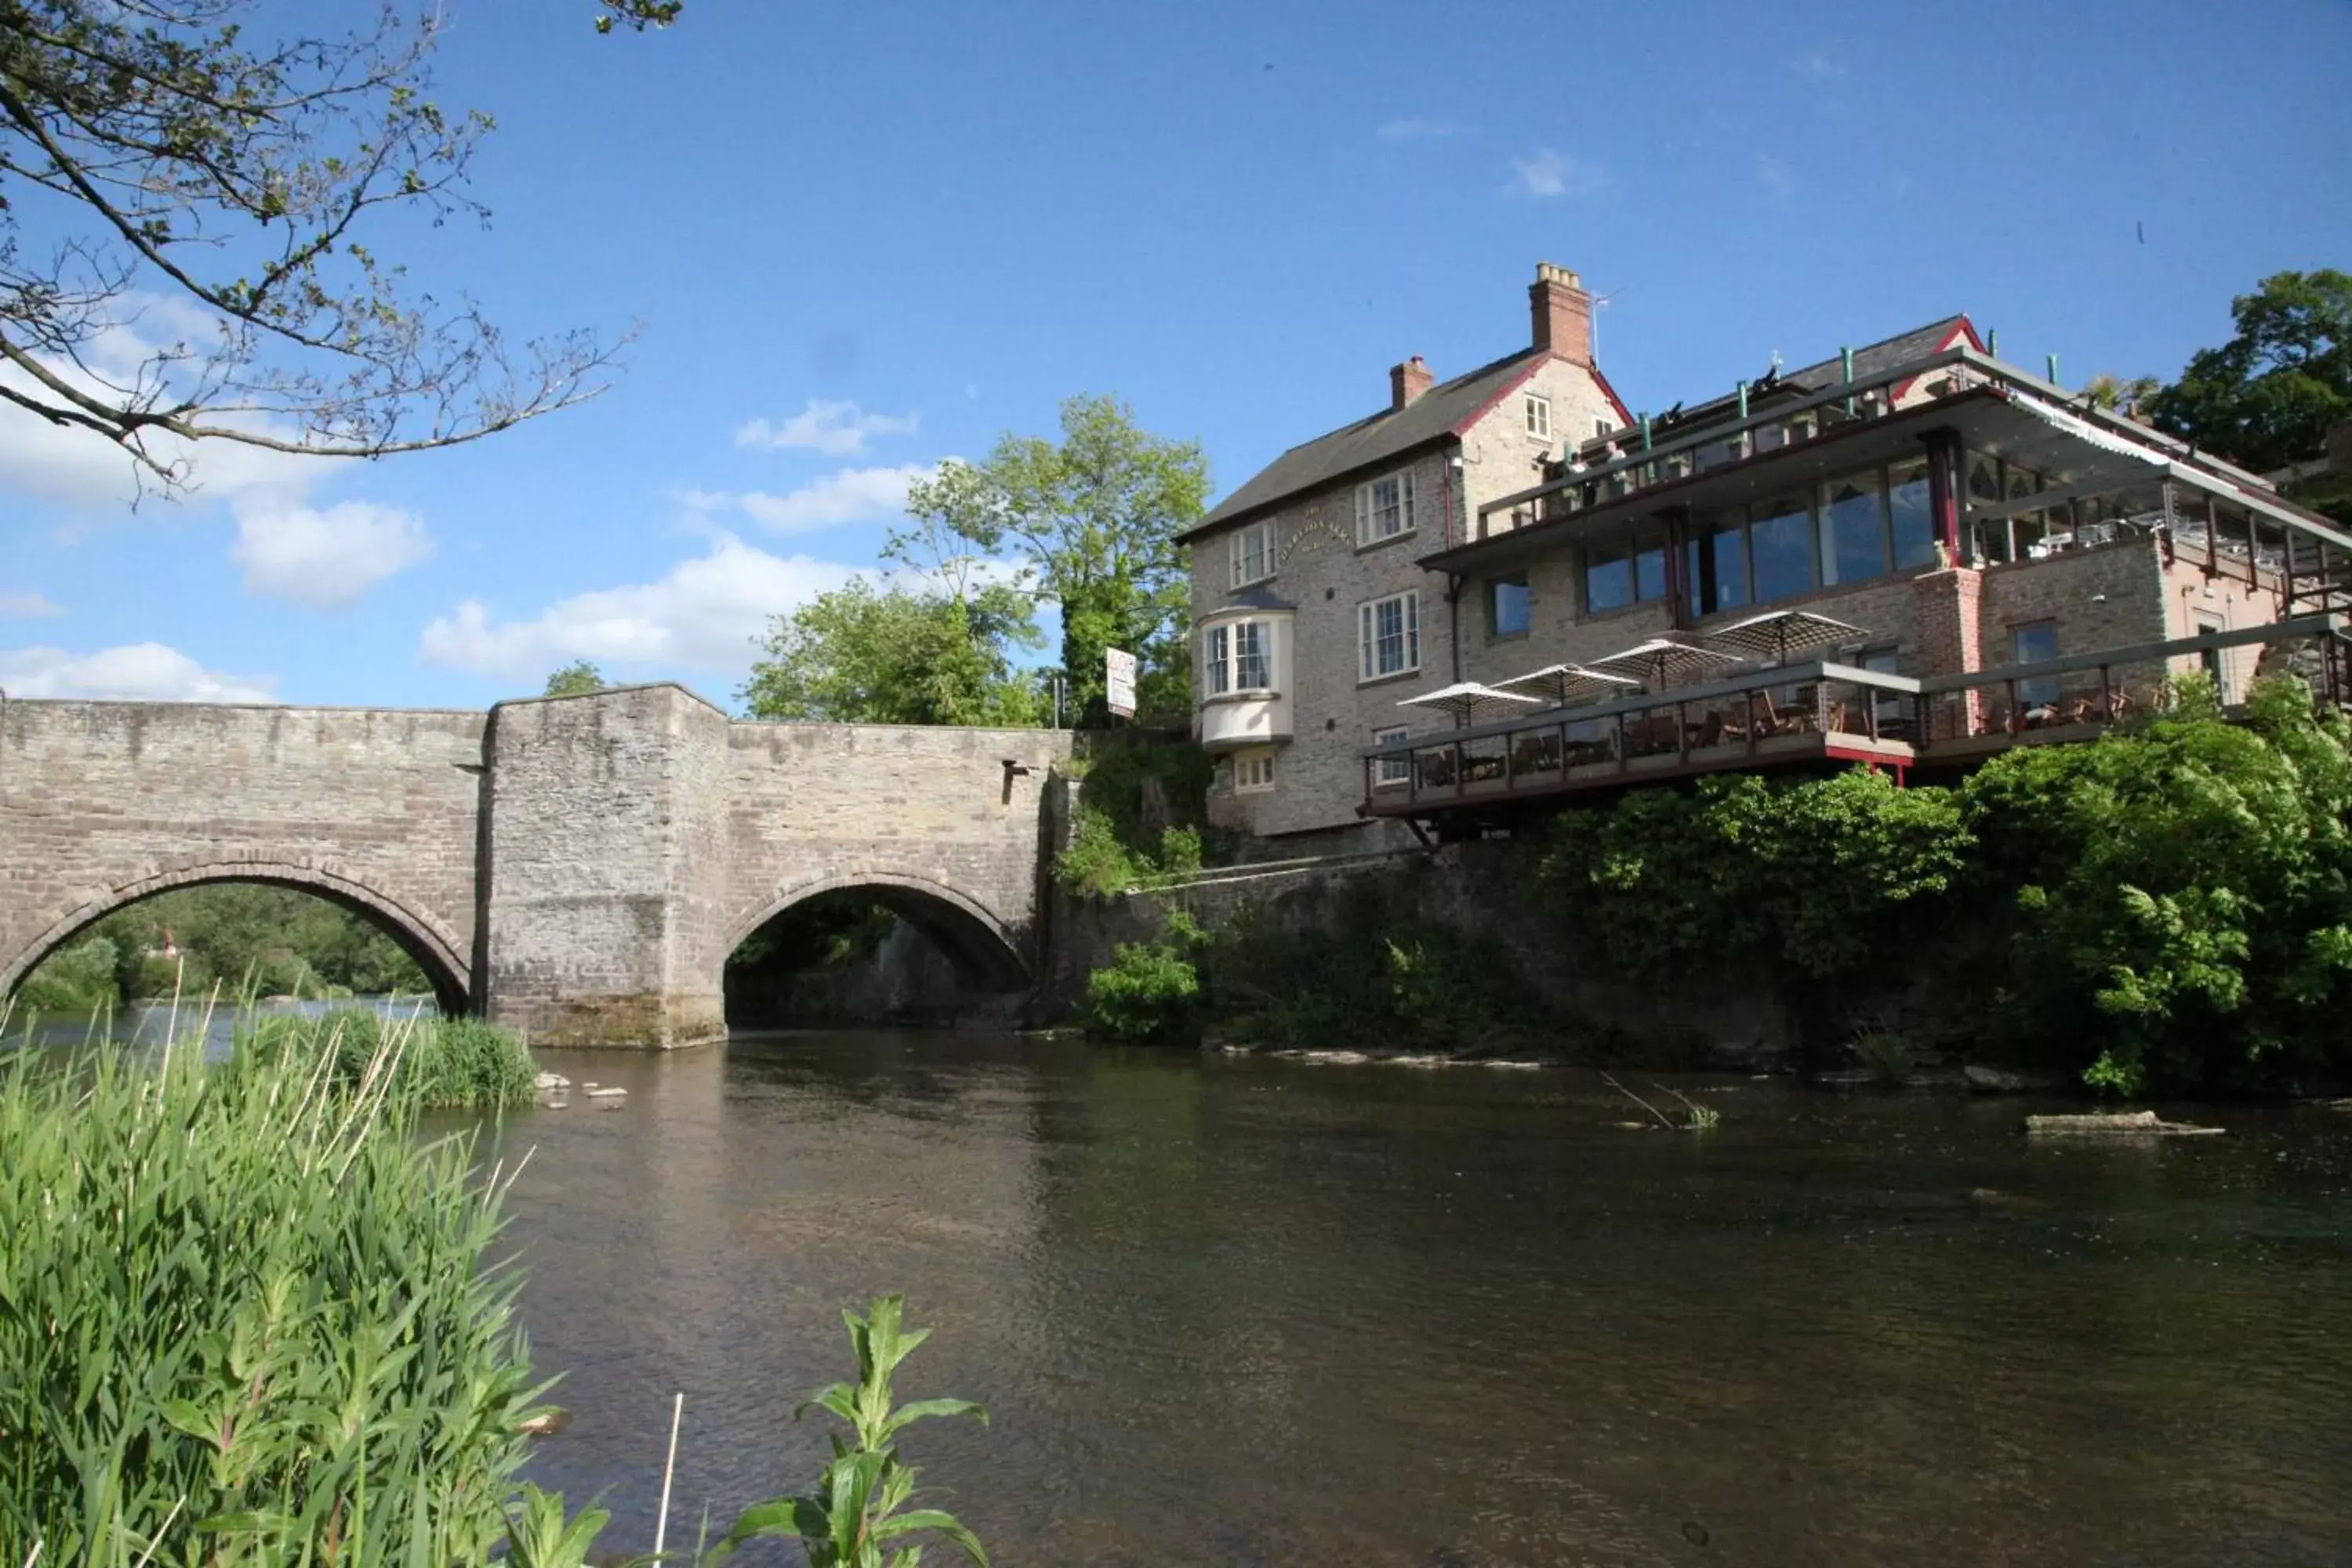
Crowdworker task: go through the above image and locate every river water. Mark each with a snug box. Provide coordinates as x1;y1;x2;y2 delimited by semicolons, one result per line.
474;1030;2352;1566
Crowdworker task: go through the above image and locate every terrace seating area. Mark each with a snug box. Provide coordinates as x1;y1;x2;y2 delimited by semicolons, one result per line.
1363;612;2352;825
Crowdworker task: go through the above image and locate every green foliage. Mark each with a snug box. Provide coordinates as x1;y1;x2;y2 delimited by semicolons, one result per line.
1538;769;1973;982
2147;268;2351;473
1961;677;2352;1095
1529;684;2352;1094
1056;809;1203;898
236;1010;539;1110
8;884;436;1011
1201;877;1554;1056
1084;913;1206;1044
709;1296;988;1568
728;894;898;973
543;660;609;697
906;395;1209;727
0;1030;552;1566
13;933;120;1014
1054;741;1218;896
741;578;1043;727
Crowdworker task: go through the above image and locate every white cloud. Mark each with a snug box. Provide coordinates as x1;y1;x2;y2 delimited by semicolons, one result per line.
416;532;861;680
230;503;434;610
0;591;64;619
0;293;425;608
733;463;939;535
1791;51;1846;79
1505;148;1599;198
735;400;920;456
0;642;277;702
1377;116;1461;142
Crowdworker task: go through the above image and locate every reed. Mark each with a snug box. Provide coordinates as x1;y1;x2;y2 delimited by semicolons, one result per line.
0;1016;551;1566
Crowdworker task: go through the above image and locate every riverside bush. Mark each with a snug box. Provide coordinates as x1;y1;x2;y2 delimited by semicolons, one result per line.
1083;913;1205;1043
237;1008;539;1109
1534;678;2352;1094
0;1032;548;1565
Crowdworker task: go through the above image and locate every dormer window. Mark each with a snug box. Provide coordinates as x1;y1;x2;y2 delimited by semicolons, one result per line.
1228;520;1274;588
1524;393;1552;440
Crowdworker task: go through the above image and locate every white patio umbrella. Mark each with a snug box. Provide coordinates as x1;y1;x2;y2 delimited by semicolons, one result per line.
1700;608;1868;666
1494;662;1643;709
1585;637;1751;690
1395;681;1544;727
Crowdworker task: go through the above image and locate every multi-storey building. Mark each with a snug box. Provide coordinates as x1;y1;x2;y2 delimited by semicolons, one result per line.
1185;264;2352;844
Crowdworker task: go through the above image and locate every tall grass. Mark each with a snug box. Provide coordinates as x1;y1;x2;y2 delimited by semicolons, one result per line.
0;1019;550;1566
236;1008;539;1110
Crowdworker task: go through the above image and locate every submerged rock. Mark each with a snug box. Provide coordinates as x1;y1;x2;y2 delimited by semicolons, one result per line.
2024;1110;2223;1136
534;1071;571;1091
586;1085;626;1099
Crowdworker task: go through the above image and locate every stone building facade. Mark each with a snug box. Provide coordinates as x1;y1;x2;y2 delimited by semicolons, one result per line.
1185;267;2352;840
1181;263;1625;839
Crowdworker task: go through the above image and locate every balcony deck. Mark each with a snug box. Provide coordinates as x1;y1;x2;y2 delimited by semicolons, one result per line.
1362;615;2351;829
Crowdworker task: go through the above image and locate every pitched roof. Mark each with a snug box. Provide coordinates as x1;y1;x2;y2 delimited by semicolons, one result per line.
1179;349;1546;541
1635;316;1980;443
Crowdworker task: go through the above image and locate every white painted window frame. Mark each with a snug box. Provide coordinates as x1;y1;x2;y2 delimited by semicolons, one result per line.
1234;750;1277;793
1524;393;1552;440
1372;726;1411;788
1354;468;1418;546
1228;521;1274;588
1357;589;1421;681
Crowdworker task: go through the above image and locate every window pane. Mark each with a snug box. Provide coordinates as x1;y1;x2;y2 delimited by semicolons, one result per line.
1235;621;1270;688
1749;494;1815;602
2005;463;2046;556
1633;524;1668;602
2012;620;2060;706
1205;626;1230;695
1889;457;1936;569
1584;535;1633;614
1374;727;1410;786
1490;575;1530;638
1818;470;1889;586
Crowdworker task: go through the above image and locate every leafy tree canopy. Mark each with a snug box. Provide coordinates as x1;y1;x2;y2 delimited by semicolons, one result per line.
0;0;675;488
906;394;1208;726
541;659;607;697
739;577;1043;728
2147;269;2352;474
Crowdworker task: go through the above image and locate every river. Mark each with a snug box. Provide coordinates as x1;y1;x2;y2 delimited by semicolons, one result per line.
463;1029;2352;1566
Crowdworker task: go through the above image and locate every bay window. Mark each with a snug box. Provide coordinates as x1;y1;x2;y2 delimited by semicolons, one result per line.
1201;619;1276;695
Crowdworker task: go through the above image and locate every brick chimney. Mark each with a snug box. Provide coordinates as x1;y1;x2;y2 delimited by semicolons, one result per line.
1530;261;1593;364
1389;354;1435;411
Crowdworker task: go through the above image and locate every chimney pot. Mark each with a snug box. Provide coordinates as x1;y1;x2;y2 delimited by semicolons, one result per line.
1389;354;1436;411
1530;260;1594;365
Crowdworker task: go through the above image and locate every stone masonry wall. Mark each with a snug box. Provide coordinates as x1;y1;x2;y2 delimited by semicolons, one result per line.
2;684;1076;1048
1193;354;1617;841
0;699;485;1003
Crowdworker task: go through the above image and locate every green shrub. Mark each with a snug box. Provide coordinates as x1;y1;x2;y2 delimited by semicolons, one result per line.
12;933;120;1014
1084;914;1205;1043
0;1034;549;1565
1055;808;1204;897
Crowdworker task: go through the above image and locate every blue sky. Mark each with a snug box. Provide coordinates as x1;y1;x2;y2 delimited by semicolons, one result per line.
4;0;2349;710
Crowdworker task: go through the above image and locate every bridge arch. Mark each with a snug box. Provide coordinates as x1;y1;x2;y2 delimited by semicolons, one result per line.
720;870;1032;997
0;860;473;1015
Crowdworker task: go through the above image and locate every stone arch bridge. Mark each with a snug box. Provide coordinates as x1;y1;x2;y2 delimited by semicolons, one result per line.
0;684;1073;1047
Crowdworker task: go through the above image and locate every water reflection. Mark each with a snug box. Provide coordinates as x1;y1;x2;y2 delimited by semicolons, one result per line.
1;995;437;1059
487;1032;2352;1566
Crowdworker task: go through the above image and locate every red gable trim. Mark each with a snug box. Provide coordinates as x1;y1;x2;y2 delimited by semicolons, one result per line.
1448;357;1635;439
1889;316;1984;406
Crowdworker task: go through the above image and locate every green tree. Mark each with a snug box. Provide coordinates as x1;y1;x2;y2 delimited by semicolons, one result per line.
0;1;671;485
906;395;1208;727
740;578;1041;727
2147;270;2352;474
543;659;608;697
2082;373;2161;418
